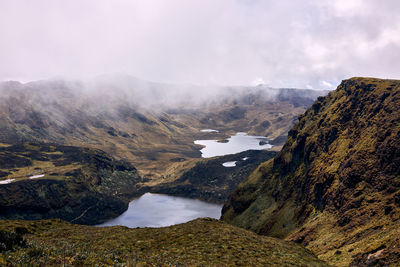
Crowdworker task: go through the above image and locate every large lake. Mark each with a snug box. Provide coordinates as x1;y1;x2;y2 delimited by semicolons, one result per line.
194;132;272;158
97;193;222;228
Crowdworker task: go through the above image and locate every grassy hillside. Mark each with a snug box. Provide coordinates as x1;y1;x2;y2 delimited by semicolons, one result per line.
222;77;400;266
0;218;328;266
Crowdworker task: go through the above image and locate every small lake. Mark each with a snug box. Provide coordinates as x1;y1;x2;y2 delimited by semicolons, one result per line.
194;132;272;158
97;193;222;228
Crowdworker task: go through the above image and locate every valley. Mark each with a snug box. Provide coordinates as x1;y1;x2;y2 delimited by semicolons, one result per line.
0;77;325;181
0;77;334;266
1;76;398;266
0;77;327;224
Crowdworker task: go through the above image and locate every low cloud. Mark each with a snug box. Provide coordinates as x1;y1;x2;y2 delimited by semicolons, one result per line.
321;81;334;89
0;0;399;88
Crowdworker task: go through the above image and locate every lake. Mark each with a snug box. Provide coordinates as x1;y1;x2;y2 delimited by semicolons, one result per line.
194;132;272;158
97;193;222;228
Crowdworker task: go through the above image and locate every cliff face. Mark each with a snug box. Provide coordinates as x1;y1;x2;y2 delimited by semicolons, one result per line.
222;77;400;266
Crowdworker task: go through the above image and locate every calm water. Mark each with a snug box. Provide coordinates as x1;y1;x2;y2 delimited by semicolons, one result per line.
97;193;222;228
194;132;272;158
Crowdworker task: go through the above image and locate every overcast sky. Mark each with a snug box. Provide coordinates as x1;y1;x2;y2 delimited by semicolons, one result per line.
0;0;399;89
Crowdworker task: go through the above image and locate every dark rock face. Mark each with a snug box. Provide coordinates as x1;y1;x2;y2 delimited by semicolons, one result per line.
0;179;126;225
222;78;400;266
0;144;142;225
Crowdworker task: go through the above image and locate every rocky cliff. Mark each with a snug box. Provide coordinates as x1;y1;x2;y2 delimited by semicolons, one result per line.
222;77;400;266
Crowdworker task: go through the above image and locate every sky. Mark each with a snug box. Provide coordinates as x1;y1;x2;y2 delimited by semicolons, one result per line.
0;0;399;89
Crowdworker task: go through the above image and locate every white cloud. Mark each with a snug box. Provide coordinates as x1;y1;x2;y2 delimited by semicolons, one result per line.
251;77;266;86
321;81;334;88
0;0;399;88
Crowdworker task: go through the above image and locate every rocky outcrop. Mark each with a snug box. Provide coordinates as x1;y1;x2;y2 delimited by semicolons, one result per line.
0;143;143;225
222;77;400;266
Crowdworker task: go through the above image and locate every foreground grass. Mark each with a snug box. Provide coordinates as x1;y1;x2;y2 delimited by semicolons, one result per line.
0;218;328;266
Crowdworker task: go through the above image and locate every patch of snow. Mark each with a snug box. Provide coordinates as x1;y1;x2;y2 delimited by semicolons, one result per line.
29;174;45;179
222;161;237;167
200;129;219;133
242;157;249;161
0;179;15;184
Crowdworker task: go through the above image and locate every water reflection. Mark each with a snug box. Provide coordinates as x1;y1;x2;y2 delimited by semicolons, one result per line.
97;193;222;228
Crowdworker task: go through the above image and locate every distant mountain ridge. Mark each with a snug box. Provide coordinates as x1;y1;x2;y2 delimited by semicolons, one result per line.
222;77;400;266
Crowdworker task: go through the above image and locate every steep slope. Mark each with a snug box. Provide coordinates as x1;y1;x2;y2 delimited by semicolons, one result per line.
0;143;142;224
0;218;328;266
222;77;400;266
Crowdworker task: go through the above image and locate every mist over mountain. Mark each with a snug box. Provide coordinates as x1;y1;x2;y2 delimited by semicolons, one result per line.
0;75;328;182
0;74;328;112
0;74;328;144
